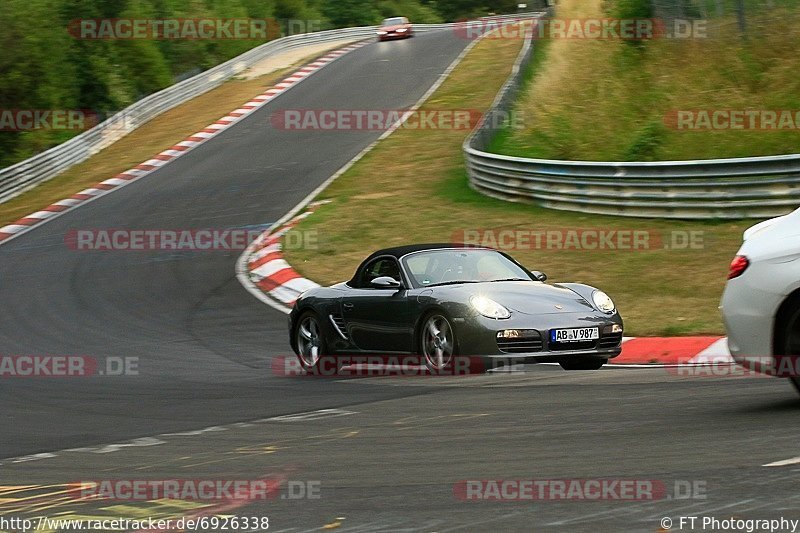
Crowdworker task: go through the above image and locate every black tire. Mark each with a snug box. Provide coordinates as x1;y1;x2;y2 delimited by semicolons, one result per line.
776;297;800;394
294;311;340;376
559;358;607;371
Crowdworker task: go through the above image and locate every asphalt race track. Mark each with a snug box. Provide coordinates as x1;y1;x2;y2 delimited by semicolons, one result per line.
2;29;800;532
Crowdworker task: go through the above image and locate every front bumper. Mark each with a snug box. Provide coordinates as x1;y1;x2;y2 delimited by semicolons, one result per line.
451;311;623;362
378;32;411;40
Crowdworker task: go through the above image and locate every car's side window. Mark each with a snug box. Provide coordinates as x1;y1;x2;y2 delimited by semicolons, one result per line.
360;257;402;288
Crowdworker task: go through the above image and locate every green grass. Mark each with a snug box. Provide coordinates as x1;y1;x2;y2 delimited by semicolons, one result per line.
490;0;800;161
282;27;753;337
488;34;552;154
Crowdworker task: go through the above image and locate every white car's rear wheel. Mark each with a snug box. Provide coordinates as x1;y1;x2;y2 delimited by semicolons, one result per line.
778;301;800;395
782;306;800;356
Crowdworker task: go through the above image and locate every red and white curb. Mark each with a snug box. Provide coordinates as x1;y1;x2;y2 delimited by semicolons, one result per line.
241;200;327;310
0;41;368;246
615;336;731;365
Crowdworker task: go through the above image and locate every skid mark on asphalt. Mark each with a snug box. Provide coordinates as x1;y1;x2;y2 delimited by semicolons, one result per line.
179;430;359;469
92;427;359;473
391;413;490;431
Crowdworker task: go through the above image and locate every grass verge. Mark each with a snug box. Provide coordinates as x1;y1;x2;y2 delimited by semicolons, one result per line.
283;28;752;336
491;0;800;161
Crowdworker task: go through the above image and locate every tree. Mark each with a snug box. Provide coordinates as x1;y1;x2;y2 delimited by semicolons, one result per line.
322;0;380;27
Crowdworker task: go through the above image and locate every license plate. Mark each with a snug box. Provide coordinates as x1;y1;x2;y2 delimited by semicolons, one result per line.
551;327;599;343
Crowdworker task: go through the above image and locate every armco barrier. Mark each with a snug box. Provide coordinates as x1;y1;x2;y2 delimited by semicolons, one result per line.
463;14;800;220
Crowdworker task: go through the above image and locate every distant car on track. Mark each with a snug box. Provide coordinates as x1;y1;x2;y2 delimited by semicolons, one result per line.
289;244;623;374
721;207;800;394
377;17;413;41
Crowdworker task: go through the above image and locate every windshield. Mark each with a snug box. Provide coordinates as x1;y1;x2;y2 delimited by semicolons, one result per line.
402;249;532;287
382;17;406;26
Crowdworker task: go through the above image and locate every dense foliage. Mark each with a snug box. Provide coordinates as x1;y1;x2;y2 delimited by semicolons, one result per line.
0;0;524;167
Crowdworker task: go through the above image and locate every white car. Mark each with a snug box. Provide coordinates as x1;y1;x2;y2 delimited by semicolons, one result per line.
720;207;800;394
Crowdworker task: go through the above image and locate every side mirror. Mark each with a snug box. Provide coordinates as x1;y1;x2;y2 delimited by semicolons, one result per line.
531;271;547;282
370;276;402;289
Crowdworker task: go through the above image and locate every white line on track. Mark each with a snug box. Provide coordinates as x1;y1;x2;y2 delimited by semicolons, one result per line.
763;456;800;467
0;409;358;467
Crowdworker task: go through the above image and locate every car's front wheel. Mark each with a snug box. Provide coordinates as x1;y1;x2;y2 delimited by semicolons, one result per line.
420;312;457;373
559;357;607;371
295;311;339;376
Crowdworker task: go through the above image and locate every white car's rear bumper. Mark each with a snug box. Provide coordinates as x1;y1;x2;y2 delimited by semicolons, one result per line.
721;276;780;371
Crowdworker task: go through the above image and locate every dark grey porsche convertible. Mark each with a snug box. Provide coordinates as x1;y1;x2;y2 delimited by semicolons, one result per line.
288;244;623;374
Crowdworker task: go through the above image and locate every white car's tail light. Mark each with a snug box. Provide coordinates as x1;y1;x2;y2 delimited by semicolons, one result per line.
728;255;750;279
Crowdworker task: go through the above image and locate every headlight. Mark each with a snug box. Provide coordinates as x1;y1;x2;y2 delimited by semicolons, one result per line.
470;295;511;319
592;291;616;314
396;28;408;32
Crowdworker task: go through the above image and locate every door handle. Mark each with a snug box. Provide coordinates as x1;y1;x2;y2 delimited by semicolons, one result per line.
343;302;354;310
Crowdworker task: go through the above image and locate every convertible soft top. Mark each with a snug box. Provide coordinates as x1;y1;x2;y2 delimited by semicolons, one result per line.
362;243;491;262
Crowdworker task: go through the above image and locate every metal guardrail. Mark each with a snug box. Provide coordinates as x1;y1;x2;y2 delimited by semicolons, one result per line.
463;14;800;220
0;22;468;204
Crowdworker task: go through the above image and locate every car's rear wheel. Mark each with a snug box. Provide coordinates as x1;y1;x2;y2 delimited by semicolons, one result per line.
295;311;339;376
777;299;800;394
420;313;457;373
559;357;607;371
